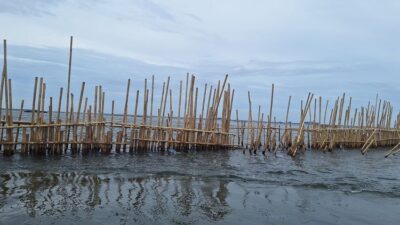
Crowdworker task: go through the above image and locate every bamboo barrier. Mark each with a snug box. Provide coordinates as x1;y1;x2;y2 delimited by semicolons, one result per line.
1;38;400;158
240;88;400;158
0;39;237;155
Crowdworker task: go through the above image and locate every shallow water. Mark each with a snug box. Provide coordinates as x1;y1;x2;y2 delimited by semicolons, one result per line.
0;149;399;225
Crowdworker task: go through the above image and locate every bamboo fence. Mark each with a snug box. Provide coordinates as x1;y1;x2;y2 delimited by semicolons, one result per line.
1;37;400;157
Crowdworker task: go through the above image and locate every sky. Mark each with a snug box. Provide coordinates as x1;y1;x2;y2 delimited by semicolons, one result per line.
1;0;400;121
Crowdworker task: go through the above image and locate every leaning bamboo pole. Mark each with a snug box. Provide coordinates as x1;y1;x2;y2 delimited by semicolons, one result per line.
288;93;314;157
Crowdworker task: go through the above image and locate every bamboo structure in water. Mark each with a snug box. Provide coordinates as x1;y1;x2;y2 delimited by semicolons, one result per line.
239;89;400;157
0;38;235;155
1;37;400;157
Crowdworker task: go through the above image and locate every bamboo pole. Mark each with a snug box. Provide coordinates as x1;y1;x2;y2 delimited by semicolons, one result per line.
158;82;165;127
122;79;131;143
236;109;240;146
0;40;6;129
177;80;182;128
3;41;9;125
183;73;189;129
288;93;314;157
14;100;24;150
283;96;291;147
132;89;139;152
161;76;170;127
76;82;85;123
65;36;73;143
7;79;13;122
266;84;274;151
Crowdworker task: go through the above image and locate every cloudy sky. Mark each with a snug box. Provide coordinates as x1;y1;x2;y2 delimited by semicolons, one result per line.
1;0;400;121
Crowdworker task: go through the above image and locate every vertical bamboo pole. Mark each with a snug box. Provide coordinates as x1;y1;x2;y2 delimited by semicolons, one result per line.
56;88;63;122
41;83;46;117
65;36;73;143
193;87;198;145
76;97;87;151
69;93;74;152
93;86;98;138
31;77;38;124
142;79;147;125
111;100;114;151
36;78;43;123
141;79;148;150
29;77;38;153
323;100;329;125
5;79;13;154
0;40;6;129
161;76;170;127
76;83;86;121
98;88;104;148
87;105;92;152
55;87;63;153
132;90;139;152
236;109;240;146
149;76;155;150
168;89;173;148
318;96;322;126
74;82;85;150
48;96;53;152
158;82;165;127
122;79;131;150
247;91;252;150
7;79;13;121
14;100;24;150
376;99;382;128
228;88;235;146
177;80;182;128
3;41;9;124
150;75;154;126
134;90;140;125
0;40;7;151
284;96;291;147
199;83;207;130
267;84;274;150
183;73;189;130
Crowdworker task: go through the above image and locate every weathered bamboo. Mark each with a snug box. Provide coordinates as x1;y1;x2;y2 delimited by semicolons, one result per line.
65;36;73;144
121;79;131;152
0;40;6;131
161;77;170;127
283;96;291;148
288;93;314;157
177;80;182;128
266;84;274;152
131;89;139;152
14;100;24;150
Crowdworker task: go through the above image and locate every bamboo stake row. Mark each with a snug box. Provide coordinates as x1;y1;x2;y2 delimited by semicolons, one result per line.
1;37;400;157
237;88;400;157
0;39;236;155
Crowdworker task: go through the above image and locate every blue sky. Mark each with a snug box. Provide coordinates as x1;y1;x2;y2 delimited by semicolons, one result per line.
1;0;400;121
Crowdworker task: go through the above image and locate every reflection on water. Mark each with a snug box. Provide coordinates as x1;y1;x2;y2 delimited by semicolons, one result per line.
0;150;400;225
0;172;232;224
